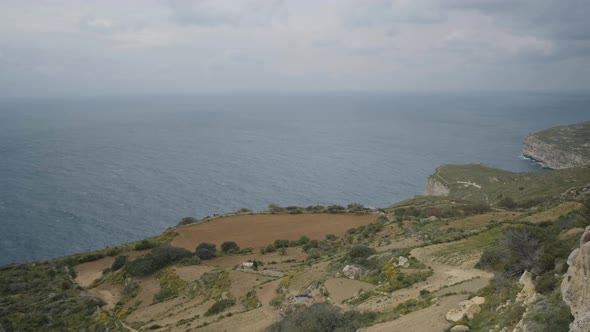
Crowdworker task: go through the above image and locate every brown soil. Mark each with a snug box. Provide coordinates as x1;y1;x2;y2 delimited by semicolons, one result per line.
522;202;582;223
362;294;469;332
75;256;114;288
201;247;308;269
325;278;375;304
174;265;213;282
74;249;149;288
171;213;377;251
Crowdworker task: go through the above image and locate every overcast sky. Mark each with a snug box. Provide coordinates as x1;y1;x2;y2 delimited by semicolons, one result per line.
1;0;589;97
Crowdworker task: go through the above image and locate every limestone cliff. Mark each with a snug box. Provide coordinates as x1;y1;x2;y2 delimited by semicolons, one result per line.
425;176;450;196
561;225;590;332
522;121;590;169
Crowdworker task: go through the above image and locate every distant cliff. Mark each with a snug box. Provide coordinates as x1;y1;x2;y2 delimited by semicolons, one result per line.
522;121;590;169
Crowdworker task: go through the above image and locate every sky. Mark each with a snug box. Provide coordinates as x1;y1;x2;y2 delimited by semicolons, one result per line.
1;0;589;97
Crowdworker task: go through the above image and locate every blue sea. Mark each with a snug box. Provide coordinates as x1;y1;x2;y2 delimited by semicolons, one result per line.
1;92;589;265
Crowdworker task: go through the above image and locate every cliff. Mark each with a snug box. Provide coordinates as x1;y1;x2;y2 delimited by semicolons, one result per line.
561;226;590;332
522;121;590;169
424;175;450;196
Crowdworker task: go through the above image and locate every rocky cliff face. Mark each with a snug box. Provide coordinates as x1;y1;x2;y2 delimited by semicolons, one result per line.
523;134;588;169
424;177;450;196
561;225;590;332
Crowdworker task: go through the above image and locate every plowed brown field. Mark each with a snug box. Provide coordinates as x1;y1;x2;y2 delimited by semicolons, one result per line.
171;213;377;250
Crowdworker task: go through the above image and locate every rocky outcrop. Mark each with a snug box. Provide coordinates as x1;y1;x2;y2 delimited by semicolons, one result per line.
342;265;363;280
397;256;410;268
522;122;590;169
561;225;590;332
446;296;486;322
515;270;538;305
425;177;450;196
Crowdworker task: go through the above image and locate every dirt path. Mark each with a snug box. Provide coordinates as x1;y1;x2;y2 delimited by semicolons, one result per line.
362;294;469;332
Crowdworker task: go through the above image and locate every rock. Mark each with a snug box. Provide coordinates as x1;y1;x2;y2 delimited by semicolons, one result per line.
516;271;537;305
561;225;590;332
471;296;485;305
397;256;410;268
446;297;484;322
221;291;229;300
522;122;590;169
425;175;450;196
451;325;470;332
342;265;363;280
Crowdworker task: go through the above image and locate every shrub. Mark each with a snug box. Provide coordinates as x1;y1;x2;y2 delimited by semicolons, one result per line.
268;204;286;214
325;234;337;241
111;255;128;271
135;239;158;250
126;245;192;276
177;216;198;226
326;205;346;213
347;245;376;259
498;197;517;210
205;298;235;316
196;242;217;260
220;241;240;253
265;244;276;253
535;273;558;295
266;303;375;332
274;240;290;248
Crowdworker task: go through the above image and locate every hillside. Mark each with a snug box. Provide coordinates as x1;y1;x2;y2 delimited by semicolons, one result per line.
2;177;590;332
425;163;590;207
522;121;590;169
2;127;590;332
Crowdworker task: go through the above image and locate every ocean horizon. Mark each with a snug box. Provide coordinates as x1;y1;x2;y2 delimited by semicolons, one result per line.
1;91;589;265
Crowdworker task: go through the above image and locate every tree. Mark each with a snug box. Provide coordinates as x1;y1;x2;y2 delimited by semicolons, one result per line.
196;242;217;260
221;241;240;253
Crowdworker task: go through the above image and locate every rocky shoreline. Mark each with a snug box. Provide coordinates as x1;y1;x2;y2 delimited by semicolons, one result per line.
522;122;590;170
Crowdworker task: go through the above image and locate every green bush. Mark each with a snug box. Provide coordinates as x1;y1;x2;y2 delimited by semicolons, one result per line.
521;291;572;331
266;303;375;332
135;239;159;250
269;204;286;214
535;273;558;295
347;245;376;259
274;240;290;248
196;242;217;260
177;216;199;226
205;298;236;316
220;241;240;253
111;255;128;271
327;205;346;213
126;245;193;276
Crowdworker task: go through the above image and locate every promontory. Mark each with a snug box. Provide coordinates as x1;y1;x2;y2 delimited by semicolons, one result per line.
522;121;590;169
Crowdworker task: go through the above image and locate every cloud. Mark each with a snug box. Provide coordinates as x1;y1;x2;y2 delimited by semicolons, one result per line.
0;0;589;97
163;0;288;27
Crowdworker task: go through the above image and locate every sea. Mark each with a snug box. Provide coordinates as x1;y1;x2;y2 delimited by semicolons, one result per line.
1;92;589;265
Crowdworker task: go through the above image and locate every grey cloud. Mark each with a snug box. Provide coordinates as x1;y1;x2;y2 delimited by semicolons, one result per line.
347;0;447;27
163;0;287;27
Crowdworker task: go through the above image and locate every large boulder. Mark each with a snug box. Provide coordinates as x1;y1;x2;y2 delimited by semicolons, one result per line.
446;297;486;322
450;325;470;332
397;256;410;268
516;271;538;305
342;265;363;280
561;225;590;332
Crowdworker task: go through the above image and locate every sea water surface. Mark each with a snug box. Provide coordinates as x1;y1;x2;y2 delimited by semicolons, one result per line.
1;92;589;265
